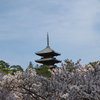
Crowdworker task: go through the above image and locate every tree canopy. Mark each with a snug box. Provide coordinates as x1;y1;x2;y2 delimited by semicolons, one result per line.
0;60;23;75
35;65;52;78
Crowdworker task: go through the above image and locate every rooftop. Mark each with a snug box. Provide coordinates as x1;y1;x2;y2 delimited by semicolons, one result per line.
35;46;61;56
35;57;61;63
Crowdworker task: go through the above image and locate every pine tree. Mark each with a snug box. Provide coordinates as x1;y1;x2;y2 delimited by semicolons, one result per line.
25;61;34;72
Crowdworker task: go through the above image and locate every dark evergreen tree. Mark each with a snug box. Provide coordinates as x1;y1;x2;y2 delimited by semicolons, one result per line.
35;65;51;78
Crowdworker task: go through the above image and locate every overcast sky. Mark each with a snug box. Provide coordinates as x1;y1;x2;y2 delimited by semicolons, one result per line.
0;0;100;70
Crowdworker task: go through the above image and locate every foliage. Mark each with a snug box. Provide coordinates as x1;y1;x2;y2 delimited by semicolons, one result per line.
35;65;52;78
64;58;81;72
25;61;34;72
35;64;39;68
0;59;100;99
89;61;99;68
0;60;10;74
0;60;10;68
10;65;24;75
0;60;24;75
85;61;99;70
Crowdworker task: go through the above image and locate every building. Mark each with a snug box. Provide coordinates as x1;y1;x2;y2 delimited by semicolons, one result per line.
35;33;61;68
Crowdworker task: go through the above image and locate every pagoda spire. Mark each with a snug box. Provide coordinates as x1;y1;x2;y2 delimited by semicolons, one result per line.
47;32;49;47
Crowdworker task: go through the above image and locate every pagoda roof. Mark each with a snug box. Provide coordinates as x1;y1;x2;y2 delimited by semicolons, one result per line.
35;57;61;63
35;46;61;56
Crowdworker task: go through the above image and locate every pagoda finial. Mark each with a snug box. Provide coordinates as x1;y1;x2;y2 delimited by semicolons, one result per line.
47;32;49;47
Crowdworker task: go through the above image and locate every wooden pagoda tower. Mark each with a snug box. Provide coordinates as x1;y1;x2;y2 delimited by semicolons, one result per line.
35;33;61;68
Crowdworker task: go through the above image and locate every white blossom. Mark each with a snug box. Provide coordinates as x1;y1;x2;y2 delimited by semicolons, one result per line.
0;59;100;100
60;93;69;99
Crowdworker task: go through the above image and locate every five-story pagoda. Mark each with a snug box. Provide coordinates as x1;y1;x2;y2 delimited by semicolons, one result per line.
35;33;61;68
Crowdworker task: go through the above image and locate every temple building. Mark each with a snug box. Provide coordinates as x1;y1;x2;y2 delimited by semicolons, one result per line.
35;33;61;68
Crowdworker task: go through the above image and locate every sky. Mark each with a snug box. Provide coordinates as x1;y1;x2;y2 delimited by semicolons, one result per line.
0;0;100;70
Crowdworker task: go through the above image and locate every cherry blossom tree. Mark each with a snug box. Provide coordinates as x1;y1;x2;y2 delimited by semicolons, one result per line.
0;59;100;100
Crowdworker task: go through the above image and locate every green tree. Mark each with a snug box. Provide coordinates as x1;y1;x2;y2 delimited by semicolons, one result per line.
35;65;51;78
25;61;34;72
0;60;11;74
35;64;39;68
10;65;24;75
89;61;99;67
64;59;74;72
85;61;99;70
28;61;34;69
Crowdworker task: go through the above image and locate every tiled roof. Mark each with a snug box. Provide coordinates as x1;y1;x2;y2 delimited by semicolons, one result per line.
35;46;61;56
35;57;61;63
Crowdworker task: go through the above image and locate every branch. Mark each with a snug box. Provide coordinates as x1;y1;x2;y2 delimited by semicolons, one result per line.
18;86;46;100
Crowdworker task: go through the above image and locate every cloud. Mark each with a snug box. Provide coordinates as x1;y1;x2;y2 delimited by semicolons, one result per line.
0;0;100;44
42;0;100;46
0;0;100;68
